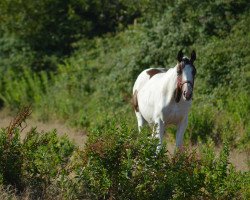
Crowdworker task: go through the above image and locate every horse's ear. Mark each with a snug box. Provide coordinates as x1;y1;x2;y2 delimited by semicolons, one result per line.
190;50;196;63
177;50;183;62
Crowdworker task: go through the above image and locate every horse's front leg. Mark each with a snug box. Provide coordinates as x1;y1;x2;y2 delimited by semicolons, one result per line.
153;118;165;151
176;116;188;148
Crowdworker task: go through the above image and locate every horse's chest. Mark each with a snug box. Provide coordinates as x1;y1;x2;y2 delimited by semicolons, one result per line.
163;104;190;125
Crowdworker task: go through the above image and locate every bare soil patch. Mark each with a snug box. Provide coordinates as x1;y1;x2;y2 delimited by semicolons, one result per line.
0;110;87;146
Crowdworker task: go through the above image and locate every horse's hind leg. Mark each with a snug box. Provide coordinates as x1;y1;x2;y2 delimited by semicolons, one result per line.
133;89;146;131
135;111;146;132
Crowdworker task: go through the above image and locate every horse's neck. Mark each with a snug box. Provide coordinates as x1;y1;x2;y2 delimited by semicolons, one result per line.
163;66;177;88
162;65;178;101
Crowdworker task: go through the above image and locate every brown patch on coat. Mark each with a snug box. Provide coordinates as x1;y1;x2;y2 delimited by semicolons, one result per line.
174;87;182;103
132;90;139;112
146;68;163;78
175;63;183;103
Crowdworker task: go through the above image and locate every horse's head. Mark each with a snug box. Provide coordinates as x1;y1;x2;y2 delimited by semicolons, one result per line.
175;50;196;102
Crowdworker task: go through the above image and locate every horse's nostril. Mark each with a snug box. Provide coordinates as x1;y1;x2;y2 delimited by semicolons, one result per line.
184;91;186;96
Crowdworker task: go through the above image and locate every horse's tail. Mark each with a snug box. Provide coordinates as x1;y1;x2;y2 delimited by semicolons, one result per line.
132;90;139;112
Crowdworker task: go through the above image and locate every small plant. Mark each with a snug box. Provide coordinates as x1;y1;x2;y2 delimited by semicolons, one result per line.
0;106;31;190
22;129;75;198
0;106;76;198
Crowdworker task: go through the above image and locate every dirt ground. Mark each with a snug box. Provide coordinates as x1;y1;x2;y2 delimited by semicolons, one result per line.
0;110;249;171
0;110;87;146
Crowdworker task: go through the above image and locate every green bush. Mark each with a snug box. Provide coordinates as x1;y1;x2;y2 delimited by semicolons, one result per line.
0;128;23;190
71;122;248;199
22;129;75;197
186;94;249;148
0;67;51;110
187;104;216;145
0;121;76;198
0;117;248;199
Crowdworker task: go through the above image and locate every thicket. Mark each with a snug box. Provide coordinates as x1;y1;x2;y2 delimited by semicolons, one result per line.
0;116;249;199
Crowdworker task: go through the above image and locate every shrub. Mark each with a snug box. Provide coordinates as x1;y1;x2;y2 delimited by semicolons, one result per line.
0;128;23;190
0;107;76;198
22;129;75;197
71;121;248;199
0;106;31;190
0;115;248;199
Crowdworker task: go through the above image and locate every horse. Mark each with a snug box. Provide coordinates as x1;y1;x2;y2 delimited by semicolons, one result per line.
132;50;196;149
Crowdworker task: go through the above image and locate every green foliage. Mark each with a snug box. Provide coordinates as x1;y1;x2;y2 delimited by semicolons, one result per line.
22;129;75;196
196;15;250;92
70;122;248;199
0;0;143;56
0;118;249;199
185;90;249;148
0;125;76;198
0;34;34;71
0;128;22;190
0;67;51;110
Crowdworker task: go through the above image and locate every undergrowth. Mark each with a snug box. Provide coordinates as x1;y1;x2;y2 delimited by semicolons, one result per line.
0;110;249;199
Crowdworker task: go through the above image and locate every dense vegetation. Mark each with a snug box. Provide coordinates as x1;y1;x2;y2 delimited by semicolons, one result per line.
0;116;249;199
0;0;249;198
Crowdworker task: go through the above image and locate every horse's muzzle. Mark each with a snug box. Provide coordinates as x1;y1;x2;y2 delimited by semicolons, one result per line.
183;90;192;101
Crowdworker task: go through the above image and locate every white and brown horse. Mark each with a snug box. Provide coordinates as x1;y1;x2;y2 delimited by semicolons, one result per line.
132;50;196;149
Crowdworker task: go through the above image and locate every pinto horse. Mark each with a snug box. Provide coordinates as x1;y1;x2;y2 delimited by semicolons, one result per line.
132;50;196;149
